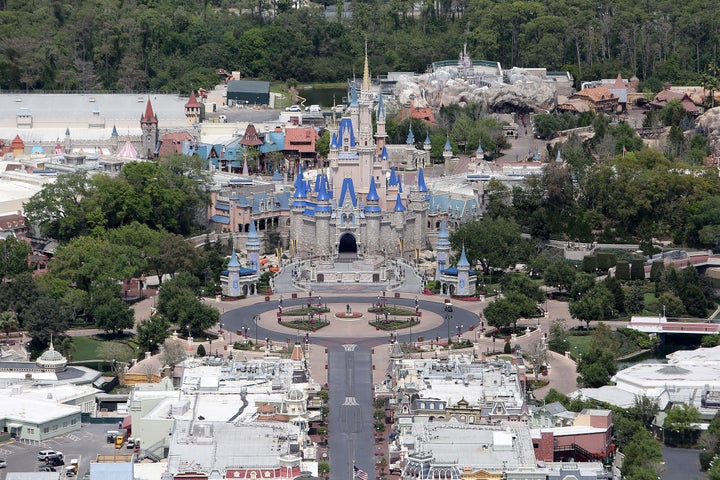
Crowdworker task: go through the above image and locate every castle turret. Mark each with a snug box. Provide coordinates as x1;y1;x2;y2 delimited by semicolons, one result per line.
184;91;202;125
111;124;119;150
424;131;432;152
456;245;473;296
140;99;159;159
375;93;387;152
247;220;260;273
443;136;452;174
226;249;241;297
63;128;71;154
314;175;333;257
364;176;382;255
436;219;450;280
290;165;307;256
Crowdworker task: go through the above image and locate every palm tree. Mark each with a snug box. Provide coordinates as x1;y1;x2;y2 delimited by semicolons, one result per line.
54;336;75;361
0;311;18;342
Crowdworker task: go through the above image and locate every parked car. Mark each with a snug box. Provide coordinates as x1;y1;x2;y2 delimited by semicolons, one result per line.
0;459;6;468
331;104;346;113
285;105;301;112
47;457;65;466
38;450;63;462
306;104;321;112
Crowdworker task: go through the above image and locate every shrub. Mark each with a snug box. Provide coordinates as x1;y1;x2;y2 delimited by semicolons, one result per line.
197;344;206;356
615;261;630;280
581;255;597;273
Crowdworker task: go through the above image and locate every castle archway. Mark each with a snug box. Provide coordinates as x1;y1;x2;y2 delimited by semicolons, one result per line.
338;233;358;254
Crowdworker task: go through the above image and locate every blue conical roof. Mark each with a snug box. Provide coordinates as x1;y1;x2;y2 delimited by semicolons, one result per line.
406;125;414;144
393;193;406;212
377;94;385;119
417;168;428;192
444;136;452;150
366;176;379;202
247;221;260;247
477;143;483;154
457;245;470;268
339;177;357;207
424;131;431;145
398;176;403;193
330;132;338;149
380;145;388;160
388;166;398;186
437;219;450;247
314;173;322;194
65;128;70;136
112;125;118;137
228;249;241;267
338;118;356;147
317;175;330;201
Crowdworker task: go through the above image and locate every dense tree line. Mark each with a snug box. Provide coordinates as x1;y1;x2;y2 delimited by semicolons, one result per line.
1;0;719;92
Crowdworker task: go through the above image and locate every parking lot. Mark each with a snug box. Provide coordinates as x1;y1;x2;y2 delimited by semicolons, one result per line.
0;424;134;480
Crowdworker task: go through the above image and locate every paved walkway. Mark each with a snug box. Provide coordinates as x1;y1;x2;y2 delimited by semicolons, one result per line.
126;289;592;397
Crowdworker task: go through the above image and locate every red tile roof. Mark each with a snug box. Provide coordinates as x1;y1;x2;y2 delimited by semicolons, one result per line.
184;91;201;109
574;85;616;103
158;132;194;157
11;135;24;149
240;123;264;146
284;127;318;153
140;99;158;124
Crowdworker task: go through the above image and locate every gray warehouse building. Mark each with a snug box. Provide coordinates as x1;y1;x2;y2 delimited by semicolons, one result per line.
227;80;271;106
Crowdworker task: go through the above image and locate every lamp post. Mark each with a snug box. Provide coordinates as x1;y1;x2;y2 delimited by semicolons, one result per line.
253;315;260;347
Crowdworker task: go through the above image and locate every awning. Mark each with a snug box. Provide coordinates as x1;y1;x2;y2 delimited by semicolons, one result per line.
7;423;22;428
121;415;132;430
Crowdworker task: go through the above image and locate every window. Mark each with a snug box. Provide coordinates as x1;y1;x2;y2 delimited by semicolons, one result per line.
53;424;58;431
43;427;49;433
27;428;34;434
63;422;68;428
71;418;77;425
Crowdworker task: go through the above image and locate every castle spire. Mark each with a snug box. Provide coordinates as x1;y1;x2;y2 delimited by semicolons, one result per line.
362;40;371;94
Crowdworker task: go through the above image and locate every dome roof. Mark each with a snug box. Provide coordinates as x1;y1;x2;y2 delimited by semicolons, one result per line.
285;388;305;402
36;341;67;371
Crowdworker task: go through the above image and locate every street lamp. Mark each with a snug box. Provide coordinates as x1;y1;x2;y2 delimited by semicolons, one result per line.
253;315;260;347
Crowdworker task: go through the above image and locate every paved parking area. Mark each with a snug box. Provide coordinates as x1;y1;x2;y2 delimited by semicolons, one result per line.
0;424;132;480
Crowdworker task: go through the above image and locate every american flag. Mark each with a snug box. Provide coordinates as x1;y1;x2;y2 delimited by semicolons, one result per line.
354;465;369;480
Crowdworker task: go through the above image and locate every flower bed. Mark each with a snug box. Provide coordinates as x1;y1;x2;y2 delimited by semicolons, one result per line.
452;296;482;302
279;319;330;331
335;312;363;318
282;306;330;316
369;318;420;331
368;306;416;316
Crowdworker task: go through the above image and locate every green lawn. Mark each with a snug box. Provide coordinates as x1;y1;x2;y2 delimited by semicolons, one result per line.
566;335;593;358
70;336;136;362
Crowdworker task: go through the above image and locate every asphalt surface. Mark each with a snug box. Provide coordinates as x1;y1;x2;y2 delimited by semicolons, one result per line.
328;345;374;480
0;423;131;480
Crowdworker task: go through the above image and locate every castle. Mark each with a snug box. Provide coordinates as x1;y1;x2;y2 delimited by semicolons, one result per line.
288;53;431;261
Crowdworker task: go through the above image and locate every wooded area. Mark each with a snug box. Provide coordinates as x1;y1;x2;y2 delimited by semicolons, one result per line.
0;0;717;92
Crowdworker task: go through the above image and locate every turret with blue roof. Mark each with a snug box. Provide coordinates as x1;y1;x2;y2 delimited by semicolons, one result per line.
393;193;406;212
417;168;428;192
406;125;415;145
364;177;381;213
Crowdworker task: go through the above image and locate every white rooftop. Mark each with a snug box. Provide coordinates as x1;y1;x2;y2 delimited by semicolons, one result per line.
0;394;81;423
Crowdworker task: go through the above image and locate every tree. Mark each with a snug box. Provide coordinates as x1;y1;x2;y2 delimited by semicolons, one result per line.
500;273;544;303
548;318;568;353
0;311;18;338
543;261;576;293
657;292;686;317
136;315;171;353
629;395;660;430
0;236;30;278
157;273;220;336
159;339;187;369
576;347;616;387
621;428;664;479
483;292;537;331
196;344;206;357
87;280;135;334
23;295;72;355
664;404;701;447
98;343;133;374
450;217;533;274
525;340;549;381
24;171;93;241
569;285;615;328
